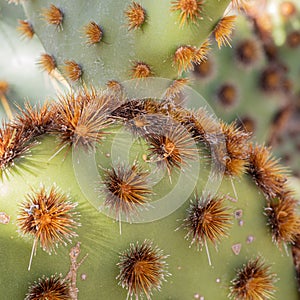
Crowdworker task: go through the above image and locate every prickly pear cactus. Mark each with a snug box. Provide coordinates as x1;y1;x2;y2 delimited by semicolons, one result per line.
0;1;300;300
1;81;299;299
21;0;233;85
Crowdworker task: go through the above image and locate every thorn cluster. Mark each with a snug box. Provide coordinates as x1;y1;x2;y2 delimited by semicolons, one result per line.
229;258;277;300
17;185;79;253
52;91;112;149
17;20;34;39
214;15;236;49
12;102;55;138
38;53;57;74
174;40;210;74
248;144;288;199
211;121;251;177
193;57;215;80
131;62;153;79
117;240;169;300
42;4;64;27
125;2;146;31
265;196;300;247
171;0;204;27
0;124;33;173
103;164;151;220
25;274;70;300
183;194;232;248
146;122;197;172
84;21;103;45
63;60;83;82
165;78;189;101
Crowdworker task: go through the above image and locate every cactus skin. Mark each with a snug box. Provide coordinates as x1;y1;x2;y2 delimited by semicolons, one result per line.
0;0;299;299
0;87;299;299
21;0;231;86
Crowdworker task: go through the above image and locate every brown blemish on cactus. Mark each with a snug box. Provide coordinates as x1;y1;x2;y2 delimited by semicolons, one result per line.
103;164;151;224
131;62;153;79
83;22;103;45
216;83;238;108
229;258;277;300
248;144;288;199
16;185;79;270
173;104;216;144
265;197;300;247
38;54;56;74
235;39;259;67
125;2;146;31
17;20;34;39
110;99;246;171
170;0;204;27
25;274;70;300
213;15;236;49
63;60;82;82
0;212;10;224
42;4;64;28
117;240;169;300
183;194;231;265
174;40;210;74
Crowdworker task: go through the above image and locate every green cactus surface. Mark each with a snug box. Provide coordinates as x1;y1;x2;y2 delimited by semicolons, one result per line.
0;1;299;299
0;83;299;299
22;0;231;86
